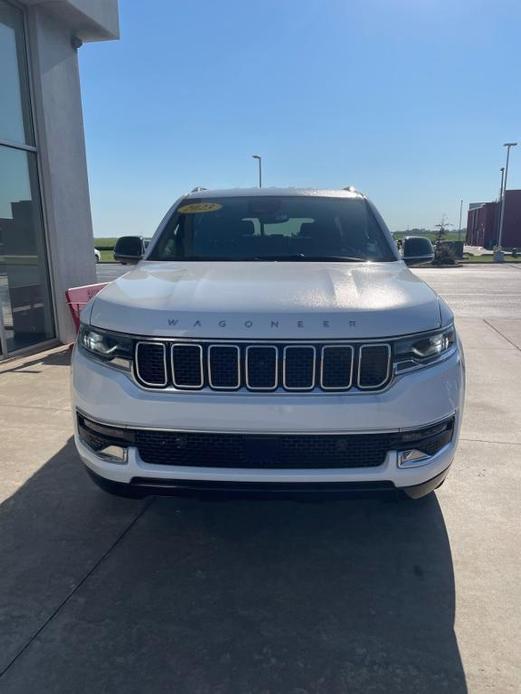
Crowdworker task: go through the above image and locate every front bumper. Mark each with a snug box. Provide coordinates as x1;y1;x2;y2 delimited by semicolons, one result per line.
84;466;451;500
71;344;464;497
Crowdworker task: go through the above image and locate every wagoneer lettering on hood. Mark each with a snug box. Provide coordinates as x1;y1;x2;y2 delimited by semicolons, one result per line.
89;261;442;339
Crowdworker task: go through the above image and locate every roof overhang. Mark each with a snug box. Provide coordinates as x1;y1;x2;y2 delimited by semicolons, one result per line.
20;0;119;42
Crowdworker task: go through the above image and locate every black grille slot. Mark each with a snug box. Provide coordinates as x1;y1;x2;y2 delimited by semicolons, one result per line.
172;344;203;388
358;344;391;389
208;345;240;389
283;346;315;390
135;343;167;387
246;346;278;390
135;430;390;469
321;346;353;389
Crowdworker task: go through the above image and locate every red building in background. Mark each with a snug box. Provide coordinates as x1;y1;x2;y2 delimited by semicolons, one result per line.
466;190;521;248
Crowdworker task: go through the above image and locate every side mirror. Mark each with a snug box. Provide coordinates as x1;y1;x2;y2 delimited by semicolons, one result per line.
114;236;144;264
402;237;434;266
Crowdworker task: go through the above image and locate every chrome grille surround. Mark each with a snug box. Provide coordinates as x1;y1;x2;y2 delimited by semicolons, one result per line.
320;345;354;390
171;343;203;389
135;342;168;387
357;343;392;390
133;339;393;393
245;345;278;391
282;345;317;391
208;344;241;390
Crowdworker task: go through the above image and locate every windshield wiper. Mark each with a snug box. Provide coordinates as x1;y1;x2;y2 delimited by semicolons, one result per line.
152;255;377;262
253;255;369;262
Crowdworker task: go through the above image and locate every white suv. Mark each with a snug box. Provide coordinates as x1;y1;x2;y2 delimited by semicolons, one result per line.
72;188;465;499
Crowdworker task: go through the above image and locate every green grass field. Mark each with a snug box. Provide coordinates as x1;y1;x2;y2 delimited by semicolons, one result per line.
94;237;117;262
98;249;114;261
463;253;521;263
393;231;463;242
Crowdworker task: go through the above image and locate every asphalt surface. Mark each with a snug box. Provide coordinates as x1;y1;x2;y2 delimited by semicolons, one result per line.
1;264;520;692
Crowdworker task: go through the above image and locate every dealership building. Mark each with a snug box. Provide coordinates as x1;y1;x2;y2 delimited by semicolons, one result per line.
0;0;119;359
466;190;521;249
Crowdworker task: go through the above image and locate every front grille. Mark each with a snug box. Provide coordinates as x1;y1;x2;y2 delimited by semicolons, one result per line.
172;344;203;388
135;343;167;386
283;346;316;390
358;344;391;389
208;345;240;389
321;345;354;389
134;340;393;392
246;346;278;389
77;415;455;470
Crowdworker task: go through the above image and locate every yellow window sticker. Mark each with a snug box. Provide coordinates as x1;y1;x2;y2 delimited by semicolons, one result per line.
178;202;223;214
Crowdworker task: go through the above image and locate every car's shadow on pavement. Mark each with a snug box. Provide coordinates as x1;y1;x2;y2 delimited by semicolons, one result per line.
0;439;467;694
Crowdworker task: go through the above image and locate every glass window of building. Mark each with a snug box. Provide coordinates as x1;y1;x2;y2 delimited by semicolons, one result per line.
0;0;54;356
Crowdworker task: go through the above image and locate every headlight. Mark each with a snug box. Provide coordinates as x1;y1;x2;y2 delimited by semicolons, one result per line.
78;325;133;371
394;326;456;371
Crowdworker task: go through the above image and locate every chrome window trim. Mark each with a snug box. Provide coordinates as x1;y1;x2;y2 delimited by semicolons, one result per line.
320;344;354;390
208;344;241;390
283;345;316;391
357;343;392;390
171;343;204;389
245;344;278;391
135;341;168;388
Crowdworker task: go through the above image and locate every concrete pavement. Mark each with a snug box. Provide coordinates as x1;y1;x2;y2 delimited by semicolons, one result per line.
1;265;520;692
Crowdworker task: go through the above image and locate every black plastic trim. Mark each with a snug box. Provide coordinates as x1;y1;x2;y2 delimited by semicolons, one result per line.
85;467;451;500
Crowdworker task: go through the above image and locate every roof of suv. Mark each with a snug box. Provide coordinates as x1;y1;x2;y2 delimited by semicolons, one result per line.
183;187;364;199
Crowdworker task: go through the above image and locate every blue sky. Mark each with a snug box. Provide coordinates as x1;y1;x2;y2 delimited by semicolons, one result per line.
80;0;521;236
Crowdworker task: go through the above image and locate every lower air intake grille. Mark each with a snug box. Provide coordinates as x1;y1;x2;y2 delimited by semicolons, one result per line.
77;415;455;470
135;430;391;468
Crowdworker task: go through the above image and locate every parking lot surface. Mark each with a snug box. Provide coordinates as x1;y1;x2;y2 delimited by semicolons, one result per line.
1;264;520;692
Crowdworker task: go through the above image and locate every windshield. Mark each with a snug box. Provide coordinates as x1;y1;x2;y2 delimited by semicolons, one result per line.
148;196;397;262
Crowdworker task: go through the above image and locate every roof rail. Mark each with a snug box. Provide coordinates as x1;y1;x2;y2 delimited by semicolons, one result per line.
343;185;358;192
191;186;207;193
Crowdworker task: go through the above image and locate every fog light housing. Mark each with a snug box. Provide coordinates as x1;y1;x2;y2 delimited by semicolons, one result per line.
96;445;127;464
398;449;431;468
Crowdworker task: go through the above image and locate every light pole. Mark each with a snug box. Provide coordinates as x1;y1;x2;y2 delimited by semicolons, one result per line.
499;167;505;202
458;199;463;244
252;154;262;188
495;143;518;261
496;167;505;247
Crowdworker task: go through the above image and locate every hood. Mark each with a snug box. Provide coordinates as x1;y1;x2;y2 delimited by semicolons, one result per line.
89;260;443;339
